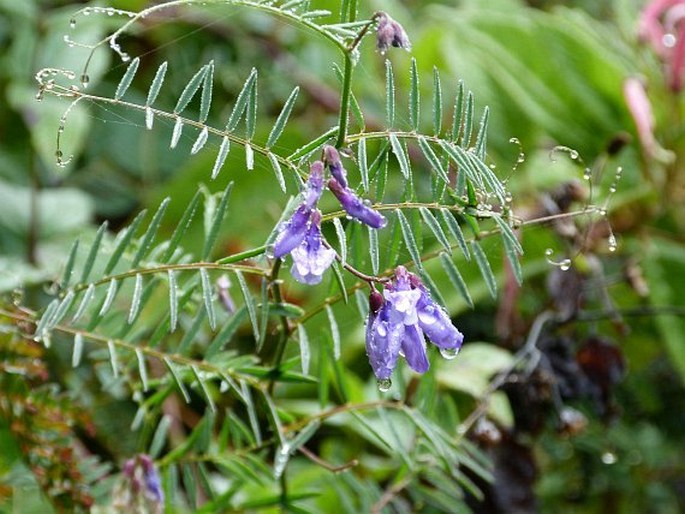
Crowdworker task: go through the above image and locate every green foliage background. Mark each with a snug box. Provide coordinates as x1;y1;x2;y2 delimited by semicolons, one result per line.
1;0;684;512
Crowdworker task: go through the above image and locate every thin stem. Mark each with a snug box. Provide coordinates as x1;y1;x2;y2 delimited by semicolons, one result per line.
71;261;268;293
335;0;359;148
268;258;291;394
298;446;358;473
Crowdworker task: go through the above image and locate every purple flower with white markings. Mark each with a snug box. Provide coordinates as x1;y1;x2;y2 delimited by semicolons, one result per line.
375;12;412;54
365;266;464;385
272;162;327;259
290;210;336;285
327;178;387;229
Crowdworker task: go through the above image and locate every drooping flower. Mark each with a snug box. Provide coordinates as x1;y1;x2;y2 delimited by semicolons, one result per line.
322;145;387;229
327;178;387;229
323;145;348;188
365;266;464;385
272;161;326;259
273;203;311;259
375;12;412;54
290;210;336;285
115;454;164;513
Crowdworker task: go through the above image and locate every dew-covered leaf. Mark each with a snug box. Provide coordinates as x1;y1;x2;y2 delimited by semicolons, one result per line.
266;87;299;148
115;57;140;101
472;241;497;299
396;209;423;270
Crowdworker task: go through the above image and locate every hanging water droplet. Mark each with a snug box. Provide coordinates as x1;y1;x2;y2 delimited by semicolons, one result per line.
601;452;617;465
264;244;275;260
83;7;91;16
583;168;592;180
545;248;554;257
377;377;392;392
80;74;90;88
607;233;617;252
569;150;579;160
663;33;677;48
509;137;519;144
69;18;76;28
440;346;460;360
559;259;571;271
504;192;513;204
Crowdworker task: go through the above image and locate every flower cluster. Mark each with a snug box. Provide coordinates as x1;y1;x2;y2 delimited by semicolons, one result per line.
272;146;385;284
366;266;464;388
113;454;164;513
375;12;412;54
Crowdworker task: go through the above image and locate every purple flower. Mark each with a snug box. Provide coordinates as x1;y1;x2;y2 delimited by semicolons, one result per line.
273;162;328;259
365;266;464;383
303;160;325;208
375;12;412;54
328;178;387;229
290;210;336;285
140;455;164;504
323;145;348;188
273;204;311;259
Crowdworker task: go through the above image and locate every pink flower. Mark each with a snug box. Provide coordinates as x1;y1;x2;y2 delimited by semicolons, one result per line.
639;0;685;91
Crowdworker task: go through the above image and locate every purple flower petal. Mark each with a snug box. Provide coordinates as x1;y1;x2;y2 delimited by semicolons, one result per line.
273;204;311;259
304;161;325;208
323;145;348;188
376;12;411;54
289;210;336;285
417;291;464;351
365;302;403;380
401;323;430;373
328;178;387;229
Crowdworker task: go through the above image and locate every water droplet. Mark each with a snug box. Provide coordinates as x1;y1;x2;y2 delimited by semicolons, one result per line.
504;192;513;204
83;7;91;16
559;259;571;271
545;248;554;257
69;18;76;28
509;137;519;144
607;234;617;252
80;74;90;88
440;346;460;360
35;90;44;101
377;377;392;392
583;168;592;180
663;33;677;48
601;452;617;465
569;150;578;160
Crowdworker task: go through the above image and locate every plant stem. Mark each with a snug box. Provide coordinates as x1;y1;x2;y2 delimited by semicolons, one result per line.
268;258;291;394
335;0;359;148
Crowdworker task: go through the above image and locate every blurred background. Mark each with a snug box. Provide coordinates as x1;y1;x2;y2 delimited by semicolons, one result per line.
1;0;684;512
